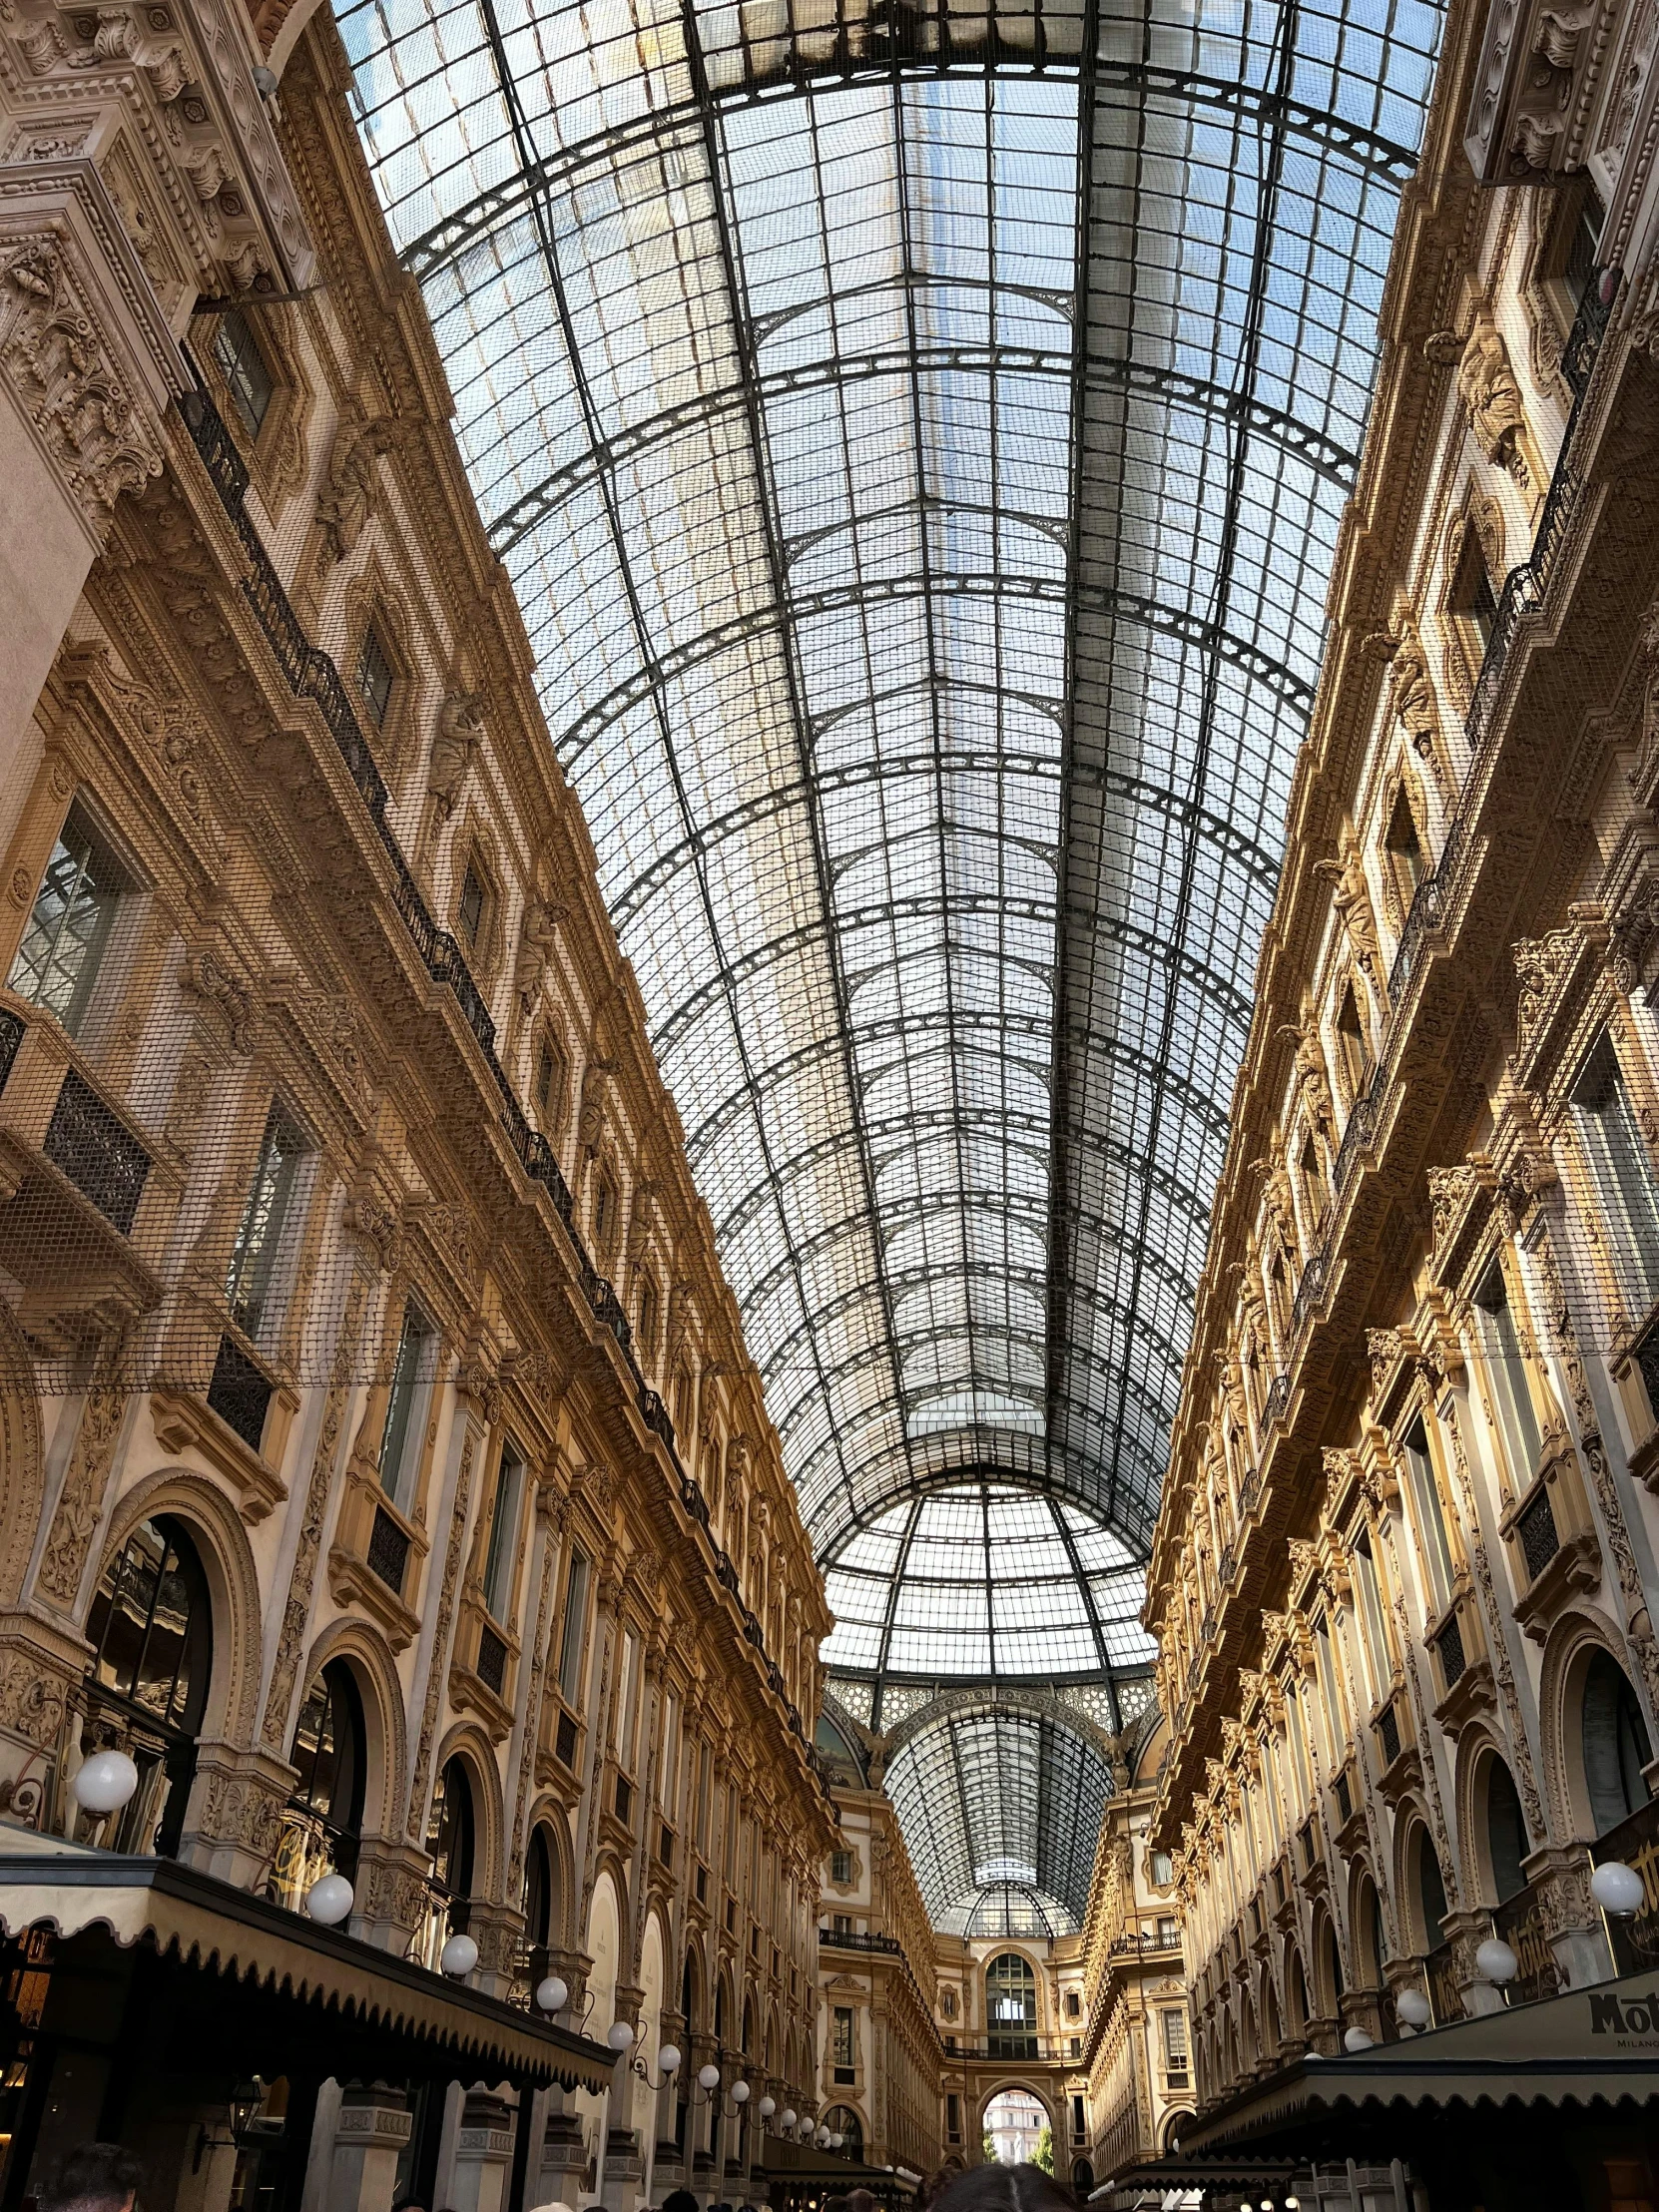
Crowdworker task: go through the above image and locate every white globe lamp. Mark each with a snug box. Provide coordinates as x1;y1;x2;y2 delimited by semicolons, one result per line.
759;2097;776;2120
440;1933;479;1978
1592;1861;1646;1917
1394;1988;1431;2030
1343;2027;1374;2052
780;2111;797;2132
831;2133;844;2150
1475;1937;1518;1985
71;1748;139;1815
305;1874;354;1926
608;2021;636;2053
658;2044;683;2076
698;2064;721;2093
817;2126;831;2147
732;2080;750;2104
536;1975;569;2013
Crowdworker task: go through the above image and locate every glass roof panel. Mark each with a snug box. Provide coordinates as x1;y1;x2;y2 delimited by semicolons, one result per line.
331;0;1444;1823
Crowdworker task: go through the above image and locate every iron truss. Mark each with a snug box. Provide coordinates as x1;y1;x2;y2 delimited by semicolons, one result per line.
333;0;1444;1720
882;1694;1114;1932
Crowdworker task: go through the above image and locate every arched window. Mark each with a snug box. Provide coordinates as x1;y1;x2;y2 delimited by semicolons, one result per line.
1583;1652;1654;1836
824;2105;861;2160
1354;1874;1385;1988
1287;1950;1309;2034
1072;2162;1094;2196
419;1756;475;1966
270;1659;365;1907
1484;1755;1528;1900
985;1951;1038;2056
1413;1827;1448;1952
83;1515;212;1858
524;1824;557;1954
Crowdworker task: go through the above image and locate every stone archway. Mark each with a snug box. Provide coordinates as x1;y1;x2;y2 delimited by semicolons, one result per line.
979;2083;1052;2166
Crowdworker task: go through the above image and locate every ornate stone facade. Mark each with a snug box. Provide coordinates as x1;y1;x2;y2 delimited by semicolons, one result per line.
0;4;833;2205
1145;0;1659;2124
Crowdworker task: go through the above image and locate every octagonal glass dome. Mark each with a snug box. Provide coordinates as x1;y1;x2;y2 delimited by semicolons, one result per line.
821;1479;1155;1682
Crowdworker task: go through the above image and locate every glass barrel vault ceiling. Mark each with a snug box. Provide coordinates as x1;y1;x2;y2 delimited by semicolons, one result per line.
332;0;1444;1693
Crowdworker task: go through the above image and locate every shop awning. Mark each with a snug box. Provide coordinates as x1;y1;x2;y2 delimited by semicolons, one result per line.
760;2141;915;2189
1179;1969;1659;2156
0;1848;615;2091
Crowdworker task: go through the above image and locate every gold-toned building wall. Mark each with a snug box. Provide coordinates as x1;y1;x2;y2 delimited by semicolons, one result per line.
1144;0;1659;2125
0;4;835;2204
816;1780;945;2181
1073;1735;1193;2189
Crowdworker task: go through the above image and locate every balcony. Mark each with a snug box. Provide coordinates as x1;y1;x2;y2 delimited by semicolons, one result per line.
1503;1446;1601;1642
819;1927;901;1954
0;1003;168;1343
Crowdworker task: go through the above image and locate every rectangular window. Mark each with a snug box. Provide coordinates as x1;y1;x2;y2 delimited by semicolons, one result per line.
535;1038;559;1117
1314;1614;1344;1763
1150;1849;1173;1887
1286;1685;1311;1804
378;1302;434;1507
226;1103;308;1339
1404;1420;1455;1615
356;625;394;729
638;1273;658;1354
212;308;275;436
1353;1529;1391;1703
1162;2010;1188;2067
830;1850;852;1885
1565;186;1605;311
831;2007;855;2068
695;1741;711;1849
556;1550;589;1703
1573;1034;1659;1313
615;1628;641;1767
481;1441;523;1621
457;861;485;949
946;2095;961;2140
1475;1260;1543;1480
10;803;126;1036
1469;561;1499;652
660;1690;680;1808
1157;1915;1178;1946
593;1172;616;1251
1071;2096;1085;2137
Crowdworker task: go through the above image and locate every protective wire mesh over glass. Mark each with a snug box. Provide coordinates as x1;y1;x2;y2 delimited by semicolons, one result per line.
822;1480;1154;1680
331;0;1442;1612
883;1704;1110;1931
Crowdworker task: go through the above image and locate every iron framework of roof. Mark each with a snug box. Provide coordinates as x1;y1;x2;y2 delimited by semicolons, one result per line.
333;0;1443;1920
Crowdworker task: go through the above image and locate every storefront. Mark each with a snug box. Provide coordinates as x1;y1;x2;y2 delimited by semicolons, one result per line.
0;1847;614;2212
1157;1970;1659;2211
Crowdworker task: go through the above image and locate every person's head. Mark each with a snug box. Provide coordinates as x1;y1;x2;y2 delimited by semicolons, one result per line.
661;2191;699;2212
930;2167;1075;2212
849;2190;876;2212
35;2144;143;2212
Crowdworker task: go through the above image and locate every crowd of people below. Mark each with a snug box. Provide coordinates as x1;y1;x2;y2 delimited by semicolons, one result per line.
20;2144;1087;2212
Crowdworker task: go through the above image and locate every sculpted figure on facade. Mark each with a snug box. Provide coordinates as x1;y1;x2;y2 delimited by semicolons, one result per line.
514;889;566;1010
1315;836;1385;1002
1456;314;1532;487
1386;616;1451;795
316;414;396;564
430;690;486;817
1280;1003;1337;1150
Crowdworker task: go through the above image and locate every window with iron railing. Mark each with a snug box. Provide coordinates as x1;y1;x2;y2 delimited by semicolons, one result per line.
10;802;129;1038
